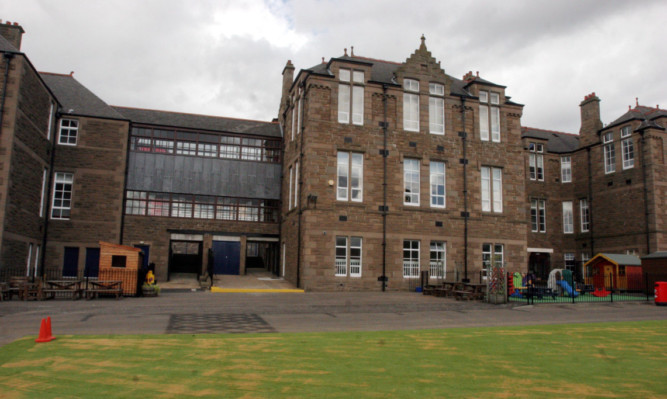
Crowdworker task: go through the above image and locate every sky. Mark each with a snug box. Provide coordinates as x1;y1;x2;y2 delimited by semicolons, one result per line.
2;0;666;133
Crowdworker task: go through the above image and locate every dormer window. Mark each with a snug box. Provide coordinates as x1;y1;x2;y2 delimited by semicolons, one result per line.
403;79;419;132
479;91;500;142
338;68;364;125
429;83;444;135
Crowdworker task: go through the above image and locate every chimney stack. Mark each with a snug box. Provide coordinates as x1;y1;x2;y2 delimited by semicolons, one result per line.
279;60;295;118
0;20;25;50
579;92;603;146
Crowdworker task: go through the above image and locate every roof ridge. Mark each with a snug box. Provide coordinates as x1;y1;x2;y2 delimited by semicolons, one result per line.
522;126;578;136
38;71;73;77
349;55;402;66
112;105;278;124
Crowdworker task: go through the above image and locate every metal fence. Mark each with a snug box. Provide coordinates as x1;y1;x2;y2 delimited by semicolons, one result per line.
508;272;667;305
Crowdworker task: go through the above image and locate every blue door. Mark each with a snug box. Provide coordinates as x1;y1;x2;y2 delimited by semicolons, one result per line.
84;248;100;278
212;241;241;275
62;247;79;277
135;245;150;268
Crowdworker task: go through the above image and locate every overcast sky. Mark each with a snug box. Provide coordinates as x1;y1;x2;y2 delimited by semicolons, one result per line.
3;0;666;133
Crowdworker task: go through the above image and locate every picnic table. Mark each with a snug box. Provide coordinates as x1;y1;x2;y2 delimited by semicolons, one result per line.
454;283;486;301
86;280;123;299
20;281;42;301
42;280;83;300
432;282;460;297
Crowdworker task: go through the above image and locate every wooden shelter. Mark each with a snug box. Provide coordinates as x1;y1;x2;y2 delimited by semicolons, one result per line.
99;242;143;296
584;253;642;290
641;252;667;291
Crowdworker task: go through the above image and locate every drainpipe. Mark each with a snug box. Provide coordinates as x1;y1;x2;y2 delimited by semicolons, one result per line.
119;121;132;244
0;53;14;135
640;131;651;254
295;74;310;288
460;97;469;283
586;147;594;255
381;84;388;291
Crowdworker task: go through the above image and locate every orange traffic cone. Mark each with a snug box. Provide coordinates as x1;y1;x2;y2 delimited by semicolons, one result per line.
35;316;55;343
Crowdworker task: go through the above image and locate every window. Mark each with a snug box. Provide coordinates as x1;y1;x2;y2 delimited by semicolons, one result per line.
26;243;33;277
39;168;48;217
564;253;575;271
193;196;215;219
291;95;297;140
621;127;634;169
147;192;170;216
481;167;502;212
294;161;299;208
404;159;420;206
47;102;54;140
482;243;504;278
335;236;362;277
479;91;500;142
337;152;363;202
171;194;193;218
561;156;572;183
338;69;364;125
430;161;445;207
429;83;445;134
58;119;78;145
297;87;303;134
111;255;127;268
34;245;40;278
403;240;420;278
288;165;293;210
528;143;544;181
51;172;73;219
125;191;147;215
335;236;347;276
220;137;241;159
530;199;546;233
429;241;446;279
403;79;419;132
580;198;590;232
603;132;615;174
563;201;574;234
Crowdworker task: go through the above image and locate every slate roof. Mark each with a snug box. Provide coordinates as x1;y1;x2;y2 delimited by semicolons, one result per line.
642;251;667;260
0;35;19;53
597;253;642;266
521;127;580;153
305;55;476;98
606;105;667;130
113;106;281;138
40;73;125;120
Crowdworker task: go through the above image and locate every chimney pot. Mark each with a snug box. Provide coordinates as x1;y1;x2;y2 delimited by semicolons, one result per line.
6;21;11;25
321;57;325;64
13;22;18;26
351;46;354;56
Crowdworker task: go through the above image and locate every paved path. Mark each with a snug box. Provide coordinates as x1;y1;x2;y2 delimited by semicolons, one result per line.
1;291;665;346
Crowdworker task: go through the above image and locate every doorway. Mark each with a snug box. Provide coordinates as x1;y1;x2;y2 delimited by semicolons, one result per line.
211;240;241;275
169;241;202;279
529;252;551;283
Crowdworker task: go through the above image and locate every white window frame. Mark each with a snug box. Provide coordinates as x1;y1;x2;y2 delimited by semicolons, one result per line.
349;237;362;277
404;158;420;206
479;91;500;142
429;83;445;135
39;168;48;217
58;119;79;146
430;161;446;208
403;240;420;278
47;102;54;140
403;79;419;132
580;198;590;232
51;172;74;219
34;245;40;278
621;127;634;170
288;165;293;210
481;166;502;213
429;241;446;279
482;243;504;280
528;143;544;181
564;253;575;271
531;199;546;233
337;152;363;202
294;161;299;208
338;69;364;126
561;156;572;183
26;243;33;277
335;236;363;277
563;201;574;234
603;132;615;174
335;236;348;276
291;95;296;141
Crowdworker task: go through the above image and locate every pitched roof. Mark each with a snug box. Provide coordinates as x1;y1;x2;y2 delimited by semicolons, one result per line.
592;253;642;266
521;127;580;153
40;73;126;120
306;55;475;98
112;106;281;138
642;251;667;260
606;105;667;130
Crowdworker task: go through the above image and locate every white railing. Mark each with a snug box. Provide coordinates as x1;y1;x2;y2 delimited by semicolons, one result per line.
403;261;419;278
335;258;347;276
429;261;445;279
350;259;361;277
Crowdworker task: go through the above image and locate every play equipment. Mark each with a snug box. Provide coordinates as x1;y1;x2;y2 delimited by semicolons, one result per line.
556;279;579;297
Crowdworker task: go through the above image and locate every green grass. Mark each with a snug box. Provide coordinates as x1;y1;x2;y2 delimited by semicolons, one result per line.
1;321;666;398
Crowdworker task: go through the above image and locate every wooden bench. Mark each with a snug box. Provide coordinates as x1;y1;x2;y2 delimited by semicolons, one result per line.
42;280;83;300
86;280;123;299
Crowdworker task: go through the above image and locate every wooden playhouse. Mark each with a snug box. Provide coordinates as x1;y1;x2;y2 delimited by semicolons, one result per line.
98;241;143;296
583;253;642;290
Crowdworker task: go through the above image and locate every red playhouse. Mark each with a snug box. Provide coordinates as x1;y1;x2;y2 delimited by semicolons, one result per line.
583;253;642;291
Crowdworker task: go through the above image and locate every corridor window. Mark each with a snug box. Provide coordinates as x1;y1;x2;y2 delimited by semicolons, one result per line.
430;161;445;208
603;132;615;174
51;172;74;219
481;167;502;213
403;79;419;132
479;91;500;142
404;158;420;206
561;156;572;183
563;201;574;234
529;142;544;181
337;152;363;202
429;83;444;134
530;199;546;233
58;119;79;145
403;240;420;278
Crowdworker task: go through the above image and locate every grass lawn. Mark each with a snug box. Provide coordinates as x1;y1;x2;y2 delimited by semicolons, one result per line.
1;321;665;398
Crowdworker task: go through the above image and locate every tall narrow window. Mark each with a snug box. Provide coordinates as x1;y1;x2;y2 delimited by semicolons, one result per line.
335;236;347;276
34;245;40;278
294;161;299;208
429;241;446;279
51;172;73;219
335;236;363;277
564;253;575;271
430;161;445;208
481;167;502;213
404;158;420;206
621;126;634;169
58;119;79;145
530;199;546;233
561;156;572;183
563;201;574;234
338;69;364;125
39;168;48;217
429;83;444;134
580;198;590;232
482;243;504;277
47;102;54;140
350;237;362;277
337;152;363;202
528;142;544;181
479;91;500;142
288;166;293;210
26;243;33;277
297;87;303;133
603;132;615;174
291;95;297;141
403;79;419;132
403;240;420;278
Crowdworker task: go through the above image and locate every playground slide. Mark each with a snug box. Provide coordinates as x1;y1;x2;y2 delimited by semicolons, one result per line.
557;280;579;297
